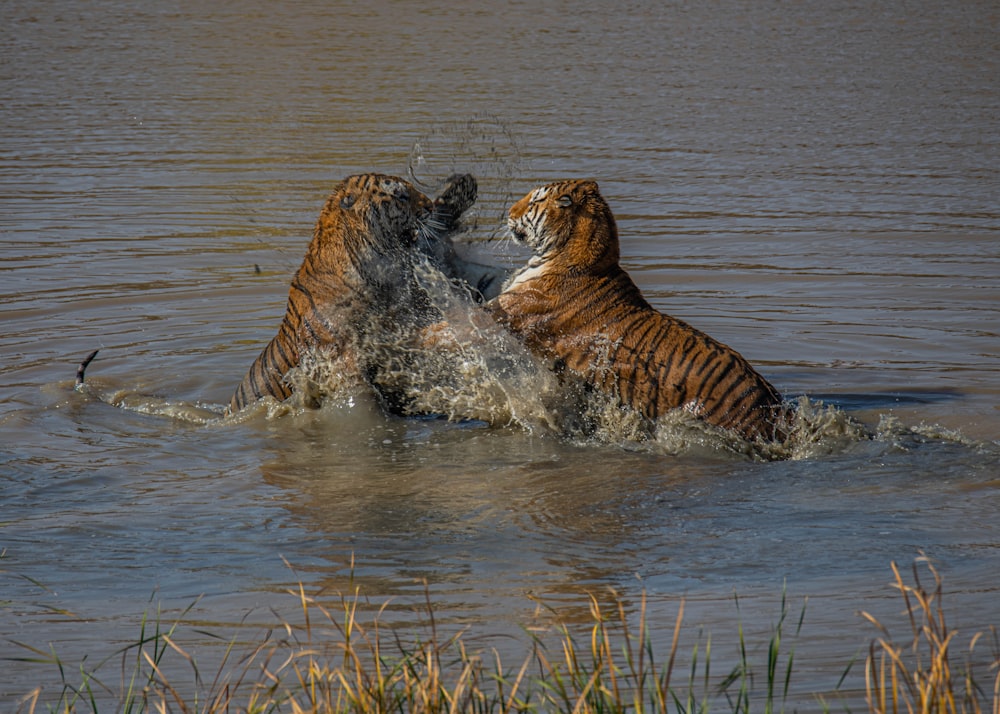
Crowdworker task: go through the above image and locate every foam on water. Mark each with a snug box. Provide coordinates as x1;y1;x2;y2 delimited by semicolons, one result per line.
72;380;224;425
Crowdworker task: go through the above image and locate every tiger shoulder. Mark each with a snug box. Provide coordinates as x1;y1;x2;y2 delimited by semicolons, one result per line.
485;178;788;443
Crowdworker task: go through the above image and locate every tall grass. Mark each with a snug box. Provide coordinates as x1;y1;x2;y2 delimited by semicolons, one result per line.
9;558;999;713
862;555;1000;714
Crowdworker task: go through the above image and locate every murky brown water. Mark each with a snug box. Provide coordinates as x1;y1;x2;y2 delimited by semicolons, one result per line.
2;0;998;709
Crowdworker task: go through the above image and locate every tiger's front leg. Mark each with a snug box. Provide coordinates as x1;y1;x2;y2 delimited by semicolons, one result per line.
422;173;512;302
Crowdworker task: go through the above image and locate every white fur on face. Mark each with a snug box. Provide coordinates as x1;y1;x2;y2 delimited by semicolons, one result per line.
509;186;556;256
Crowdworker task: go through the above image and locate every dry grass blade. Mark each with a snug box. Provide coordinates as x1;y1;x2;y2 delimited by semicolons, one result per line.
140;647;189;714
13;556;996;714
864;554;998;714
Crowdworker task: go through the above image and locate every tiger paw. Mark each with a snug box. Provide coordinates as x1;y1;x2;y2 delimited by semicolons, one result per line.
432;173;478;230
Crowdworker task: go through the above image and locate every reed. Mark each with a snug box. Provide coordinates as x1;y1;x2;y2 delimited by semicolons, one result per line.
10;558;998;713
861;555;1000;714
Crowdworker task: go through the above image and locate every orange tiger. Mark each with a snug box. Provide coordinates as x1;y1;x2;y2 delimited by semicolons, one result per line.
227;173;475;414
484;179;787;442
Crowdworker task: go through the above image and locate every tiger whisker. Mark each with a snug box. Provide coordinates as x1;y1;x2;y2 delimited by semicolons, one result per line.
423;215;449;235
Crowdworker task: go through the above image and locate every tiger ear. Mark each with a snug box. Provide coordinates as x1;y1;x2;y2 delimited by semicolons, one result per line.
556;194;573;208
340;193;357;210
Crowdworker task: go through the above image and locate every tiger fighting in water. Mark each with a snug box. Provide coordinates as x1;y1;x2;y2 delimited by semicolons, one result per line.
227;172;481;414
74;172;489;416
476;179;788;442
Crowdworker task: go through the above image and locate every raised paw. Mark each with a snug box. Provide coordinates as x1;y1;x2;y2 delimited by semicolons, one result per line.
432;173;478;230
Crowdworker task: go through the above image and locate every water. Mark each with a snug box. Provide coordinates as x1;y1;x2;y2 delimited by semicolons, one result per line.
2;0;998;709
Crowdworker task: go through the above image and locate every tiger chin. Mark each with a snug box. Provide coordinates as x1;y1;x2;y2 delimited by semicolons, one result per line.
227;172;479;416
483;179;789;444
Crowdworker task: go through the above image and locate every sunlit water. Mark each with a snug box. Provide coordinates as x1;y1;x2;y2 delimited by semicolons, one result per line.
2;1;998;709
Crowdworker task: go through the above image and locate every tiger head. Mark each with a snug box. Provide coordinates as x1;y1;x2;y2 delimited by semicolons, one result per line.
305;173;435;290
507;179;620;273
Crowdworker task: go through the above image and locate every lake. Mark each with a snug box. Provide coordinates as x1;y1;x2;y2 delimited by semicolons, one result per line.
2;0;998;709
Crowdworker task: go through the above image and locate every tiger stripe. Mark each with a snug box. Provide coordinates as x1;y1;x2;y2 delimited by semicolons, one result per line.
488;179;786;442
226;173;437;415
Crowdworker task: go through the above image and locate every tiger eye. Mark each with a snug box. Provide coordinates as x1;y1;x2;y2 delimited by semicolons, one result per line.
557;195;573;208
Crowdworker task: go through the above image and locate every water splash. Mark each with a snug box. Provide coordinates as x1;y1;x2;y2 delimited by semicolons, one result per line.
73;381;224;425
69;344;986;462
874;413;999;456
407;113;527;246
288;260;876;461
372;256;569;433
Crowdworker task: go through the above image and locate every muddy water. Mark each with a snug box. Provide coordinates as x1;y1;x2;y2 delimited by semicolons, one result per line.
2;0;998;709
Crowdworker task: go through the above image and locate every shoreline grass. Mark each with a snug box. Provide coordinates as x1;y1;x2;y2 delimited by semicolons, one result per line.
861;556;1000;714
9;557;999;713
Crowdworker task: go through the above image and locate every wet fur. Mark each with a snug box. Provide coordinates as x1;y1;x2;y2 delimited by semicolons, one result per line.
486;179;787;442
228;173;438;414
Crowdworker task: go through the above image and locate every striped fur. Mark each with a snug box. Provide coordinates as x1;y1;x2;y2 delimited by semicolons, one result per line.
486;180;786;442
227;173;437;414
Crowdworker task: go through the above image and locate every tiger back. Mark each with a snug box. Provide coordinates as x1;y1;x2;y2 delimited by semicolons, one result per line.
487;179;787;442
227;173;438;414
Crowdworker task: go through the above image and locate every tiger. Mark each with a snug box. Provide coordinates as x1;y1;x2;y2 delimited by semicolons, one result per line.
482;179;788;442
227;172;476;415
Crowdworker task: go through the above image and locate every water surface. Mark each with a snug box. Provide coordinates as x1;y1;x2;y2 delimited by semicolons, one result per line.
2;0;998;709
